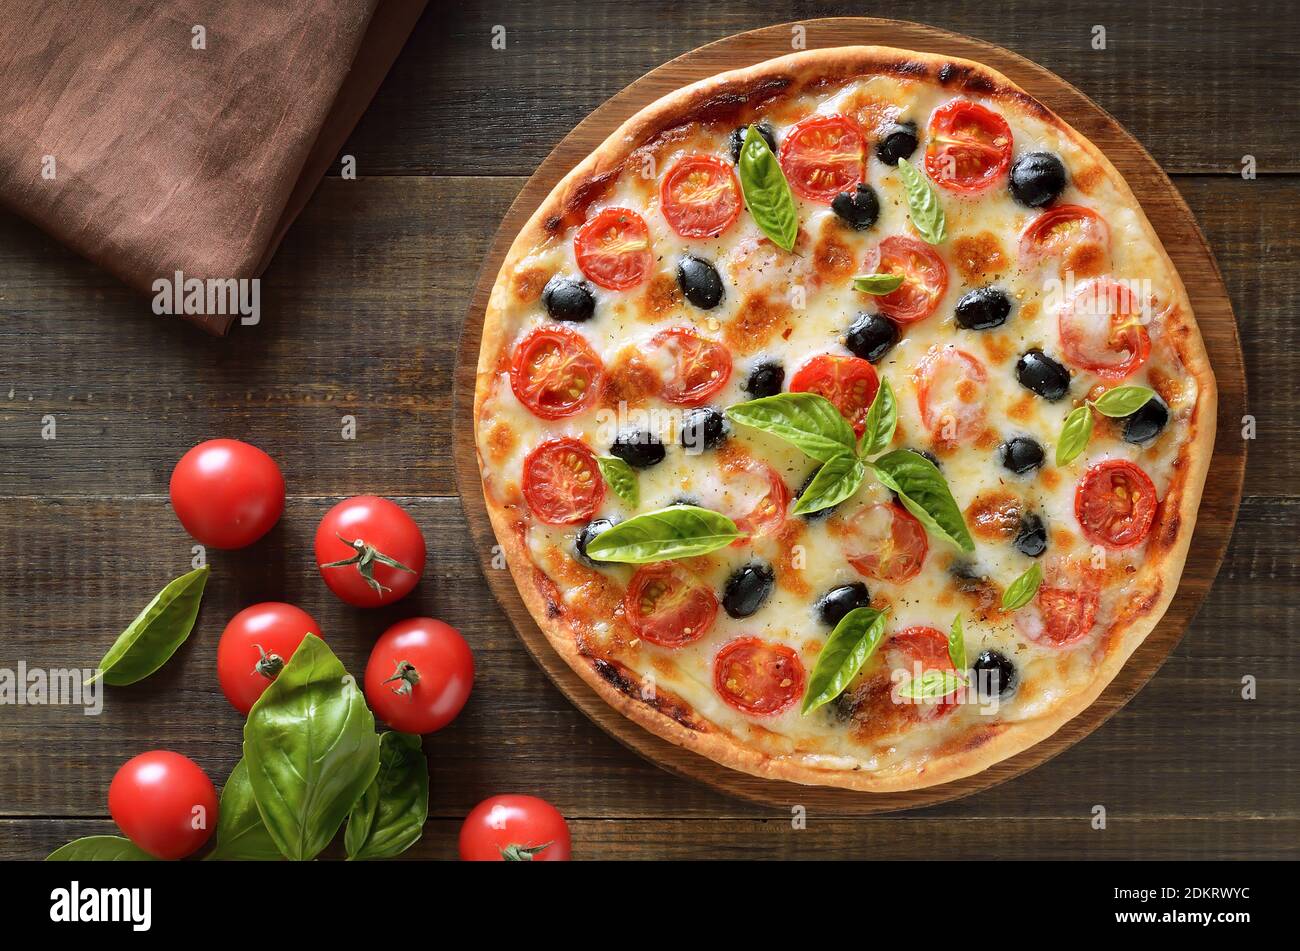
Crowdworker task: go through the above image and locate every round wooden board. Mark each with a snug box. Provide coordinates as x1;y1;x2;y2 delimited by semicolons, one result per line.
452;17;1246;813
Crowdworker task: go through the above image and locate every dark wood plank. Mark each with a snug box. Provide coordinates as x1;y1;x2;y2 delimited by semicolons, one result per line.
347;0;1300;176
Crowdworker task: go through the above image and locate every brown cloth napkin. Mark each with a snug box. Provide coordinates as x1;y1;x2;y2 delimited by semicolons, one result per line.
0;0;427;334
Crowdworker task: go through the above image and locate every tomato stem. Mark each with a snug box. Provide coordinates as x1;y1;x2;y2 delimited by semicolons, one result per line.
253;644;284;680
320;533;416;596
500;842;553;861
383;660;420;697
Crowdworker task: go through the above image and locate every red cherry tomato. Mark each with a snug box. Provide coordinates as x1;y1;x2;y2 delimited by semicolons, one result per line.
924;100;1012;193
509;325;605;420
916;346;988;447
650;328;732;406
216;602;322;714
574;207;653;290
459;794;571;861
778;114;867;202
725;459;790;541
862;236;949;324
1075;459;1158;549
1058;278;1152;381
522;438;605;526
169;439;284;549
842;502;929;584
660;155;742;238
364;618;474;734
108;750;218;860
1017;558;1102;646
790;354;879;436
315;496;426;608
888;626;961;714
624;562;717;648
1019;204;1110;274
713;637;805;716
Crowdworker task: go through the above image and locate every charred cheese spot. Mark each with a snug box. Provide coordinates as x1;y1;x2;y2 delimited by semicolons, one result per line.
1040;468;1061;491
1071;163;1104;195
1052;527;1077;551
813;227;856;283
952;232;1008;284
1065;240;1107;279
774;520;810;596
511;266;549;304
725;293;792;355
600;346;660;409
642;271;683;320
966;491;1023;541
484;420;517;464
1008;394;1034;422
974;427;1000;451
844;88;903;137
980;334;1014;365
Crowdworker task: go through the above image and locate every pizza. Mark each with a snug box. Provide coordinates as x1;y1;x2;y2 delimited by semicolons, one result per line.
472;46;1216;791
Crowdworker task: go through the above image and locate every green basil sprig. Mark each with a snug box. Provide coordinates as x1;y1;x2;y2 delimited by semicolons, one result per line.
789;452;866;517
858;377;898;457
46;836;155;861
345;732;429;861
802;607;888;714
597;455;639;507
584;505;740;563
1002;561;1043;611
89;566;209;686
947;613;967;670
1055;385;1157;465
243;634;381;861
204;757;281;861
738;123;798;251
852;273;905;295
896;669;968;701
871;449;975;553
897;158;946;245
726;391;855;462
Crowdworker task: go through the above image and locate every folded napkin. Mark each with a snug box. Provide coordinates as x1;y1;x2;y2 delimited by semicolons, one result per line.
0;0;426;334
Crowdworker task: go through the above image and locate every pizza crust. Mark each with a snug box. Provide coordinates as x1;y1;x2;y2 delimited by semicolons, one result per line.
473;46;1218;792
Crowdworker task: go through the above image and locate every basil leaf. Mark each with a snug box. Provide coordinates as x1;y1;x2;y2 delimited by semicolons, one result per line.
852;273;905;295
897;158;946;245
345;732;429;861
870;450;974;552
802;607;888;715
243;633;381;861
584;505;740;563
947;613;966;671
858;377;898;458
790;453;866;517
89;566;209;686
738;123;799;251
46;836;155;861
1092;385;1157;418
204;757;282;861
1002;561;1043;611
727;392;856;463
1056;404;1094;465
896;669;969;701
596;455;639;507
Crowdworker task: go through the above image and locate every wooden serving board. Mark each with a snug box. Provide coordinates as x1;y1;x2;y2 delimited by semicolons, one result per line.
452;17;1246;813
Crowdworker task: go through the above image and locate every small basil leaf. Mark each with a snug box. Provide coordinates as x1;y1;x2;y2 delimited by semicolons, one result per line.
583;505;741;563
789;453;867;517
204;757;282;861
947;613;966;671
726;392;856;462
243;634;381;862
46;836;156;861
870;450;974;552
858;377;898;458
896;669;969;701
1056;404;1094;465
1092;385;1158;418
802;607;888;715
897;158;946;245
1002;561;1043;611
90;566;209;686
738;124;798;251
852;273;905;295
596;455;639;507
345;732;428;861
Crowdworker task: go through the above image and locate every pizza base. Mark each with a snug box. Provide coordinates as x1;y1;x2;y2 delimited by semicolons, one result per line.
473;45;1217;792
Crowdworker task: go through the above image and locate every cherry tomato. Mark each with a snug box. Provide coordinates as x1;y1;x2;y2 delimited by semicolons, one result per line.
574;207;653;290
842;502;928;583
1019;204;1110;276
790;354;879;436
315;496;426;608
1058;278;1152;381
509;325;605;419
624;562;717;648
725;459;790;541
1075;459;1158;549
924;100;1013;193
522;438;605;525
916;346;988;447
649;328;732;406
216;602;322;714
713;637;805;716
1017;558;1101;646
108;750;218;860
660;155;742;238
862;236;949;324
459;794;571;861
364;618;474;734
888;626;961;713
778;114;867;202
169;439;284;549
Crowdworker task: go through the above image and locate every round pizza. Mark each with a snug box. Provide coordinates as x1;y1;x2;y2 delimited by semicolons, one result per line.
472;46;1216;791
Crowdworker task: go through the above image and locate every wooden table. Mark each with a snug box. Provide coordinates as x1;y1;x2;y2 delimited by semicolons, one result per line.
1;0;1296;860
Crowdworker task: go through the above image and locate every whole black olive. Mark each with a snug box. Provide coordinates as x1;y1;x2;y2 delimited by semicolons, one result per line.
728;121;777;164
973;650;1017;699
999;436;1045;475
845;312;899;363
609;431;665;469
722;563;775;619
542;276;596;323
575;518;616;568
680;407;728;453
677;255;724;310
876;121;918;166
1010;152;1068;208
1014;513;1047;558
831;183;880;231
744;361;785;398
955;286;1011;330
816;582;872;627
1121;397;1169;445
1015;349;1071;401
